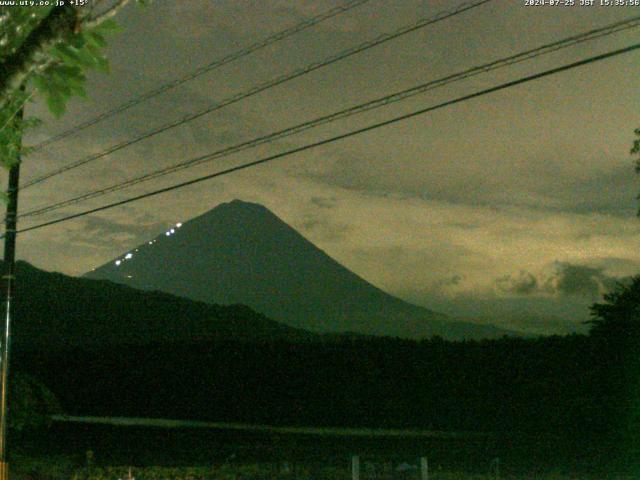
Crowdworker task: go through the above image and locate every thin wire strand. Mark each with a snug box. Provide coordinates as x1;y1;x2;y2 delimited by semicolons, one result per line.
12;41;640;237
19;15;640;219
21;0;492;189
28;0;373;151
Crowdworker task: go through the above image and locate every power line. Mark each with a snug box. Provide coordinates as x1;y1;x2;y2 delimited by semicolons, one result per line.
19;15;640;219
12;41;640;237
29;0;375;151
21;0;492;189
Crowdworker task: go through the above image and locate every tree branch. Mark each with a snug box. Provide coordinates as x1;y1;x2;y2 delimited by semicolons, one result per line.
84;0;132;29
0;5;79;102
0;89;34;133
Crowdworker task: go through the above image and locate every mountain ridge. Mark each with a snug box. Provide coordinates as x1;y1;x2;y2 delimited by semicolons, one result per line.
85;200;512;340
7;260;313;351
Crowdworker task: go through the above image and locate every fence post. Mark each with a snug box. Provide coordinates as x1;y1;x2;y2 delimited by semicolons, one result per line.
352;455;360;480
420;457;428;480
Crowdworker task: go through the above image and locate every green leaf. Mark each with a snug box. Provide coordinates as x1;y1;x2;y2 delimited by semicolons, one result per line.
51;64;84;80
31;74;55;99
87;31;107;48
68;33;86;50
52;44;81;65
52;81;72;98
75;45;101;68
97;19;121;33
0;7;124;171
67;81;87;99
93;51;110;73
21;116;42;130
45;91;66;118
59;71;87;98
3;152;20;168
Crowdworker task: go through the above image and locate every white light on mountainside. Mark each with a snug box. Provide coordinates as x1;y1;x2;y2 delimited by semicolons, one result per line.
115;260;121;266
125;253;133;259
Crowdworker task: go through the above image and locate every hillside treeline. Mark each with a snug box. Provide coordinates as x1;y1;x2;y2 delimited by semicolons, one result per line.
13;293;640;471
9;267;640;472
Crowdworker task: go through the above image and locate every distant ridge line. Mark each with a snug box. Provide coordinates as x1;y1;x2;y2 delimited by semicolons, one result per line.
51;415;494;439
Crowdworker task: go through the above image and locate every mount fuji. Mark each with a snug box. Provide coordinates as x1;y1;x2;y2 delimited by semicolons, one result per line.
84;200;510;340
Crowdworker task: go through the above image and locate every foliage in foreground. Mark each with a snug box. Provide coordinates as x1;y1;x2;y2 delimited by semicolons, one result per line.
0;1;149;172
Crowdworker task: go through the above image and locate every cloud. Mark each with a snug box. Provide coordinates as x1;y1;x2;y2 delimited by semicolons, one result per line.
310;196;338;209
583;256;640;275
69;215;165;250
443;274;462;286
299;214;350;242
424;275;465;296
496;271;539;295
305;147;638;219
550;262;636;298
494;262;635;300
13;0;640;339
549;263;604;298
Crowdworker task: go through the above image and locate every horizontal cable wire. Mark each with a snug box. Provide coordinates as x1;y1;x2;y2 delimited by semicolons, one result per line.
12;41;640;237
21;0;492;189
19;14;640;219
29;0;375;151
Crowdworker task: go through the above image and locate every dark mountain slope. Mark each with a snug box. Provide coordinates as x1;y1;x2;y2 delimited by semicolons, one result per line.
8;261;311;351
85;200;511;340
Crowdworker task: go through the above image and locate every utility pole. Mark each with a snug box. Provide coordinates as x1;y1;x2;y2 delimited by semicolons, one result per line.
0;102;23;480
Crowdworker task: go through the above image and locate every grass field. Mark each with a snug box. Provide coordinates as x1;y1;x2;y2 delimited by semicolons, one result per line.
10;461;636;480
66;465;636;480
12;422;637;480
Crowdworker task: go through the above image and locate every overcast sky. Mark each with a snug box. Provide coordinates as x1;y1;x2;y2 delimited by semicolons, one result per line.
8;0;640;334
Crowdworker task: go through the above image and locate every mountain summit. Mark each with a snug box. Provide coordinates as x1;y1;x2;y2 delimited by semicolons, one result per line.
85;200;508;340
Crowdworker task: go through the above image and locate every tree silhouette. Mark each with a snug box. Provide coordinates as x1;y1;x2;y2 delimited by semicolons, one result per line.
632;128;640;216
588;275;640;340
588;276;640;469
8;372;59;433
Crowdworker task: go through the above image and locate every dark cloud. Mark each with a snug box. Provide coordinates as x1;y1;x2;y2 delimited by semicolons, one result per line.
546;263;633;299
70;216;165;250
435;274;462;287
310;196;338;209
448;275;462;286
550;264;604;298
495;263;634;300
496;271;539;295
302;139;637;220
585;256;640;273
419;274;465;297
309;158;638;218
298;213;350;242
597;273;634;294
